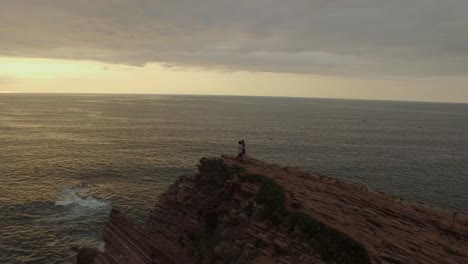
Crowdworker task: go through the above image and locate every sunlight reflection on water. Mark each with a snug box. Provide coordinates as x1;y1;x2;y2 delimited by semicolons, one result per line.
1;94;467;263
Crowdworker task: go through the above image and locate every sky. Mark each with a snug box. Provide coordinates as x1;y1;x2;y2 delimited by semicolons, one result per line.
0;0;467;102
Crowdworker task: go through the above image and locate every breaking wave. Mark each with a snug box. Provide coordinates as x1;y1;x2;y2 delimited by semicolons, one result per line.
55;187;110;209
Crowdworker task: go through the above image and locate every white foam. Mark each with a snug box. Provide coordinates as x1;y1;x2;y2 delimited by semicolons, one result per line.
55;188;110;209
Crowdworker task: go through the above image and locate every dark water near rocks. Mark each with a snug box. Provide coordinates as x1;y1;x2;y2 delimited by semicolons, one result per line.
1;94;467;263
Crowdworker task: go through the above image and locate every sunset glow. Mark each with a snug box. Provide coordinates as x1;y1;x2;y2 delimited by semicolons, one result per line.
1;1;467;102
0;57;109;79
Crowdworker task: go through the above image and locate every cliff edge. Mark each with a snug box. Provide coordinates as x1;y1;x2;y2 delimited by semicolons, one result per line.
92;156;468;264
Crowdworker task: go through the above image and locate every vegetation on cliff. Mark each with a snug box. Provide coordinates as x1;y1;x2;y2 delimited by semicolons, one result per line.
90;156;468;264
234;163;371;263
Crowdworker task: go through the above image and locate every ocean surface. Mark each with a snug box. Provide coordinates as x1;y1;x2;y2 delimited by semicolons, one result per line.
1;94;467;263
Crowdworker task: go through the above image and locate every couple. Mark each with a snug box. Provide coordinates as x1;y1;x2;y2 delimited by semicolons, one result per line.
237;140;246;162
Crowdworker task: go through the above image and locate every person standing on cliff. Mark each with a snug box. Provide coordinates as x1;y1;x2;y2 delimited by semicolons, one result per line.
241;140;246;161
237;141;244;161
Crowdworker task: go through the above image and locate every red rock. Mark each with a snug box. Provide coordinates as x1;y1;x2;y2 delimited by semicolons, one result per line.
94;156;468;264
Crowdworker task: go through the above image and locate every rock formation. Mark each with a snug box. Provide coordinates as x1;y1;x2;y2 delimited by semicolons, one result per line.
90;156;468;264
71;246;101;264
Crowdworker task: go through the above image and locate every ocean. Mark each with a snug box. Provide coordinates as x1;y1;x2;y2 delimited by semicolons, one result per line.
1;94;467;263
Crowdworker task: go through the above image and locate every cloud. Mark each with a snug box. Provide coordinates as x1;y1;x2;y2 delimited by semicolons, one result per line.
1;0;467;77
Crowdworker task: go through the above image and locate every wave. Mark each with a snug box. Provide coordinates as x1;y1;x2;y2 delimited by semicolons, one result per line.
55;187;110;209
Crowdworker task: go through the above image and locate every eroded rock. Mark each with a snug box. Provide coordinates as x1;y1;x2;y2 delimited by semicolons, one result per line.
93;156;468;264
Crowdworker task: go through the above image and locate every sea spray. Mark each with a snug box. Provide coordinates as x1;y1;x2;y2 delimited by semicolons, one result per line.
55;187;110;209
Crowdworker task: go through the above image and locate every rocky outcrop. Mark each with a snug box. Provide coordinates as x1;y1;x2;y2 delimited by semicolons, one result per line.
72;247;101;264
93;156;468;264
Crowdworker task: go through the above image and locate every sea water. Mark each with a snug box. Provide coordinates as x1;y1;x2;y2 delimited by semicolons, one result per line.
1;94;467;263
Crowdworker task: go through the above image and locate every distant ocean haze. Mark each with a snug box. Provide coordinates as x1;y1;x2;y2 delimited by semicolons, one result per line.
1;94;467;263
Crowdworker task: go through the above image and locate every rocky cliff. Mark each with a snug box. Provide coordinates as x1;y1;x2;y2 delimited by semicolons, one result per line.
91;156;468;264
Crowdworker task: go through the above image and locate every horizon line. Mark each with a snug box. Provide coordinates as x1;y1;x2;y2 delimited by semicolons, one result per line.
1;91;468;104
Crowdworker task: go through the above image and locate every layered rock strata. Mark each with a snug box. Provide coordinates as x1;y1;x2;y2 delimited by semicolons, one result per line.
94;156;468;264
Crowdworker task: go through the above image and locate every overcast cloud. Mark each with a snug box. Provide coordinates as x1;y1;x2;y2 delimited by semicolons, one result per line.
1;0;468;77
